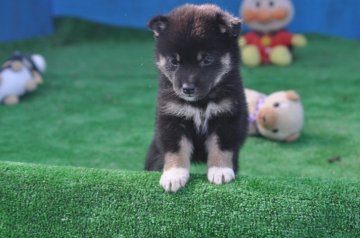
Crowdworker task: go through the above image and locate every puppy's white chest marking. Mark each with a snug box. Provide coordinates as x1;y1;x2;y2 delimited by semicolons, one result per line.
161;99;233;133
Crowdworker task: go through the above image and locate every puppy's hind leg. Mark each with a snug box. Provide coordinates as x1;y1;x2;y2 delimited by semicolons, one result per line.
144;139;163;171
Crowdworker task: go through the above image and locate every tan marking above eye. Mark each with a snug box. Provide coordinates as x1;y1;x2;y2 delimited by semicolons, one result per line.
197;52;205;61
172;53;180;62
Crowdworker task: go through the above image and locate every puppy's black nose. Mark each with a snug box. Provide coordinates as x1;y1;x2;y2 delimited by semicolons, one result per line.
182;84;195;95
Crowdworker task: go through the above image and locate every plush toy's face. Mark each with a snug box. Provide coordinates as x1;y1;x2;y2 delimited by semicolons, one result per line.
31;55;46;73
241;0;294;33
256;90;303;142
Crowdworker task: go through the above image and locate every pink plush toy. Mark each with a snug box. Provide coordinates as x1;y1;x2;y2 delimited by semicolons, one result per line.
246;88;304;142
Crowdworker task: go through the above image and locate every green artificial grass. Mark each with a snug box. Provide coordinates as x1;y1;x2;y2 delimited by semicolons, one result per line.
1;161;360;237
1;18;360;236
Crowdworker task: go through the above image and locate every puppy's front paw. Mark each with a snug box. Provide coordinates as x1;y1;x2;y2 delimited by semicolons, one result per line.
160;168;189;192
207;167;235;185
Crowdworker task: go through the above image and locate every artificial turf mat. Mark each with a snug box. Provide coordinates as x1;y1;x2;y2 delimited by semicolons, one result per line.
1;161;360;237
1;18;360;236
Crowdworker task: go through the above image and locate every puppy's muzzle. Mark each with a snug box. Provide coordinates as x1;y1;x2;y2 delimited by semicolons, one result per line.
182;83;196;96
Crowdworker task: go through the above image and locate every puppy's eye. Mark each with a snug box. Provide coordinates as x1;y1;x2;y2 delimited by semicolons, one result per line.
272;129;279;133
199;54;214;66
169;57;179;66
269;1;275;7
273;102;280;107
255;1;261;7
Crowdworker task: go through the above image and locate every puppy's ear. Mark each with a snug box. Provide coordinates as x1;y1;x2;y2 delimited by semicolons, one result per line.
148;16;168;37
218;14;242;37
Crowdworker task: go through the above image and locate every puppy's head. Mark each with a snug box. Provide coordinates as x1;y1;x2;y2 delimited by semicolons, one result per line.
149;4;241;101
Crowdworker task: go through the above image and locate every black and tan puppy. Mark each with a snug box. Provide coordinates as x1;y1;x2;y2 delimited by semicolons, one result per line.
145;4;248;192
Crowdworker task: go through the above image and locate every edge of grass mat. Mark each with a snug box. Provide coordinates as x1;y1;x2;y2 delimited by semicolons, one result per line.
1;161;359;237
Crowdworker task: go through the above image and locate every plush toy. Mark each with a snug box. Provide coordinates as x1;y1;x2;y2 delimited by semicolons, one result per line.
239;0;307;66
245;88;304;142
0;52;46;105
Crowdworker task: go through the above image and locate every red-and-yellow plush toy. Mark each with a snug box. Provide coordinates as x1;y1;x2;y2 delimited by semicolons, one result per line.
239;0;307;66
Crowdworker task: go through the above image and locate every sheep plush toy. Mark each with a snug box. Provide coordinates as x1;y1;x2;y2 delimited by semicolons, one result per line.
245;88;304;142
239;0;307;66
0;52;46;105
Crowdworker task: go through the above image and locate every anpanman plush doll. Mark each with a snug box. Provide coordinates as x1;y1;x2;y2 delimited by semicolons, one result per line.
239;0;307;66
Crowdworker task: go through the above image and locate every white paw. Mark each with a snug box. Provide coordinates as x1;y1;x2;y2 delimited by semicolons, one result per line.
160;168;189;192
207;167;235;185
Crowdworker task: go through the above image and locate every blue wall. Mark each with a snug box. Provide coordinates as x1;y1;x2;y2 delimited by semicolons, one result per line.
52;0;240;29
0;0;359;42
52;0;360;39
0;0;53;42
288;0;360;39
